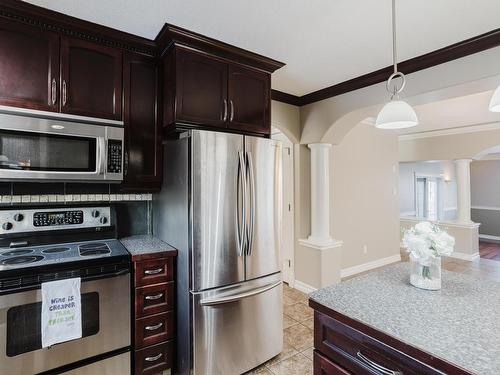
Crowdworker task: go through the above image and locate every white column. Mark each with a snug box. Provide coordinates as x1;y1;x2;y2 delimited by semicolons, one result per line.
298;143;342;250
455;159;473;224
308;143;332;244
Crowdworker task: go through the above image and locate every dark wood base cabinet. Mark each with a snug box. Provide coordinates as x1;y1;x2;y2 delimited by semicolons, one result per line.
132;253;176;375
310;300;472;375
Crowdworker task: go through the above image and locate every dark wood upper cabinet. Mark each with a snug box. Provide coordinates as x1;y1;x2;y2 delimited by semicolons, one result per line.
175;48;228;128
60;37;122;120
158;24;284;136
227;65;270;134
0;19;60;112
121;53;161;191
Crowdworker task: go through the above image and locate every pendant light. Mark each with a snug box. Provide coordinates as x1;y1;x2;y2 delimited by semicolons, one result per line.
375;0;418;129
489;85;500;112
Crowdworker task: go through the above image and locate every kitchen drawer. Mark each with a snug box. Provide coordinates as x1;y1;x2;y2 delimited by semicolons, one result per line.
135;311;175;349
135;257;173;286
314;311;443;375
135;282;174;318
135;341;173;375
314;350;351;375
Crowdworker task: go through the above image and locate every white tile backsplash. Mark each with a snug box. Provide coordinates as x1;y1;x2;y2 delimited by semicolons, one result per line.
0;193;153;205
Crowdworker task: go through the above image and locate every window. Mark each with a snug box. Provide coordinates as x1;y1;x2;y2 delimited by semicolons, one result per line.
415;176;441;220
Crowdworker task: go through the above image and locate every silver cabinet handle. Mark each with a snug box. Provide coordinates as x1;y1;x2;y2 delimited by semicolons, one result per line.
200;280;281;306
144;268;163;275
236;151;247;257
51;78;57;105
145;293;163;301
222;99;228;122
62;80;68;106
229;99;234;122
245;151;255;255
357;351;403;375
144;322;163;331
145;353;163;362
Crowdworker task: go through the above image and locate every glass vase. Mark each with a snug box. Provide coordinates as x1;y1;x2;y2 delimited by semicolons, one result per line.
409;254;441;290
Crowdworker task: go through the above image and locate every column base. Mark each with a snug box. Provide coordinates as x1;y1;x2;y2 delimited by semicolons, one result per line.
299;237;344;251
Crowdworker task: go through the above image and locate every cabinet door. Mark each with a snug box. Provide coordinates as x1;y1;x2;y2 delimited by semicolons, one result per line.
122;53;161;190
0;19;59;112
228;65;270;135
61;37;122;120
175;48;227;128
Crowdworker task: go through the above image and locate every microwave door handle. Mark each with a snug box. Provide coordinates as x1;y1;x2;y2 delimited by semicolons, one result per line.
97;137;106;175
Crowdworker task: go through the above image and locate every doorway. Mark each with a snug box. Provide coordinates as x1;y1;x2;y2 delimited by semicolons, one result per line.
271;127;295;285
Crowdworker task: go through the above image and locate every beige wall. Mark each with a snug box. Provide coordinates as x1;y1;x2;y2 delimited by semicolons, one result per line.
271;100;300;143
399;127;500;162
326;123;401;270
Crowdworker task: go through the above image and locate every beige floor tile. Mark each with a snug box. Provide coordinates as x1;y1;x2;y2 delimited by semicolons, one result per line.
283;302;313;322
284;287;308;303
284;322;313;351
283;294;296;306
267;353;312;375
265;339;299;366
244;364;273;374
301;317;313;330
300;347;314;360
283;313;298;329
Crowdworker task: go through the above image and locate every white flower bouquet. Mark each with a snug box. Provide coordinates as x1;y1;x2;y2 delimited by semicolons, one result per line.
401;222;455;289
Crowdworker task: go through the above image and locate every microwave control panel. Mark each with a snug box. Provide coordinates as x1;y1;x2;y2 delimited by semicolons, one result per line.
107;140;122;174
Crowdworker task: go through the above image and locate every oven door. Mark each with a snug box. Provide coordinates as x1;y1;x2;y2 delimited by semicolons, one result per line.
0;112;123;181
0;273;131;375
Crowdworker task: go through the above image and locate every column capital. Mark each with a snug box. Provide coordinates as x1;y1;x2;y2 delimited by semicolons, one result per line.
454;158;473;164
308;143;332;150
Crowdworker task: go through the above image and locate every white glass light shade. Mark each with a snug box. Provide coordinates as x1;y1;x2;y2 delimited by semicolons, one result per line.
375;100;418;129
489;85;500;112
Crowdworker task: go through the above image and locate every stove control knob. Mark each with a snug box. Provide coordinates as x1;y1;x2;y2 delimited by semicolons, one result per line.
13;213;24;222
99;216;108;225
91;210;100;218
2;222;13;231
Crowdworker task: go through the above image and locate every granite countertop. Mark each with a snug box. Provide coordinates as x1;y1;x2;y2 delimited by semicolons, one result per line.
310;262;500;375
119;234;176;257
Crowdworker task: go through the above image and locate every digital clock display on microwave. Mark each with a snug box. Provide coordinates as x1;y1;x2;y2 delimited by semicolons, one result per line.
33;210;84;227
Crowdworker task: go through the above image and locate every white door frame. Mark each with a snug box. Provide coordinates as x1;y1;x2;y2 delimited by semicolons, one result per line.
272;128;295;286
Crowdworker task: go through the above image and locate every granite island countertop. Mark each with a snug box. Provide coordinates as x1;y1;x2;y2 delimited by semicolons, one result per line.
310;262;500;375
119;234;177;259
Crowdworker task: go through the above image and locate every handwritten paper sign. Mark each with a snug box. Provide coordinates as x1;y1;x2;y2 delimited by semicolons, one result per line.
41;278;82;348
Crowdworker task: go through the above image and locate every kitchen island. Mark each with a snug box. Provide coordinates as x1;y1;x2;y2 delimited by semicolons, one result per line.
309;262;499;375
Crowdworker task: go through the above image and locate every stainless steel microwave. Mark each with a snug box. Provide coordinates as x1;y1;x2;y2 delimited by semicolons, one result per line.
0;111;124;182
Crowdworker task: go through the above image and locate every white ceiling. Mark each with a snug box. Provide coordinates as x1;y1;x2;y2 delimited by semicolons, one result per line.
22;0;500;96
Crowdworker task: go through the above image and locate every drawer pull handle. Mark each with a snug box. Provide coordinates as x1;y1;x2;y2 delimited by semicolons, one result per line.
145;322;163;331
144;268;163;275
145;293;164;301
145;353;163;362
357;351;403;375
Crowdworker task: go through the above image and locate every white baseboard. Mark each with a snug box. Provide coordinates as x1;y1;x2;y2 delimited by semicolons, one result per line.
479;234;500;242
446;252;480;261
293;279;317;294
340;254;401;278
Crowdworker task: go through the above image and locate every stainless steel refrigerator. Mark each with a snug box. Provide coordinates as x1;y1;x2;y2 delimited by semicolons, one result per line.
154;129;283;374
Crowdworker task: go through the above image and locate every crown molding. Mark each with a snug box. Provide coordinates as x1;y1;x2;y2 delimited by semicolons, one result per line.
0;0;158;56
155;23;284;73
398;122;500;141
271;27;500;107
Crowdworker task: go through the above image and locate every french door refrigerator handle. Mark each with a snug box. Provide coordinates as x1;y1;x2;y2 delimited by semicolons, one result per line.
199;280;281;306
237;151;247;256
246;151;256;255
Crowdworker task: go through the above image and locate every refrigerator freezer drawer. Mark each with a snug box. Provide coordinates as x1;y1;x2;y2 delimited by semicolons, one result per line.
192;273;283;374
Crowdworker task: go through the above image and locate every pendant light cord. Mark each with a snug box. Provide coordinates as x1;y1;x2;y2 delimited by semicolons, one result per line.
392;0;397;74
